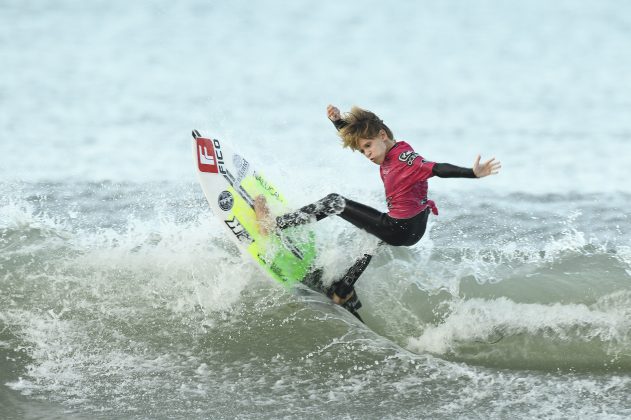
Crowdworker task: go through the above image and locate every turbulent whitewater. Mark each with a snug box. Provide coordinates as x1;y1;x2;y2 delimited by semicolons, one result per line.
2;0;631;418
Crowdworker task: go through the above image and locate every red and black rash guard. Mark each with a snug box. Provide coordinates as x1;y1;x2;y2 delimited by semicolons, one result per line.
380;141;437;219
332;118;476;220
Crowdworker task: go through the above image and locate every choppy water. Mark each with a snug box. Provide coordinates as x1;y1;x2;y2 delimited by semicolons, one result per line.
2;0;631;419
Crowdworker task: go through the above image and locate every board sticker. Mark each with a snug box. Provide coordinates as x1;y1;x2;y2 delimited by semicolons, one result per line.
233;154;250;185
218;190;234;211
196;138;219;173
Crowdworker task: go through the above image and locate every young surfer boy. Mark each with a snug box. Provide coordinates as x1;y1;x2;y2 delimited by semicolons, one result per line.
255;105;501;315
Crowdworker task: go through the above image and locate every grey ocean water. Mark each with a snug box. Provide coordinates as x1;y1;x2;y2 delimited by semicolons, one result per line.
2;0;631;418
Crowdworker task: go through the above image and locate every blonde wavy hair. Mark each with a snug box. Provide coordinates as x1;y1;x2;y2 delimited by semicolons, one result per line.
338;106;394;151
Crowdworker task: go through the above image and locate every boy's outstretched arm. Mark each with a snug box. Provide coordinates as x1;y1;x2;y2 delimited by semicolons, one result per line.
432;155;501;178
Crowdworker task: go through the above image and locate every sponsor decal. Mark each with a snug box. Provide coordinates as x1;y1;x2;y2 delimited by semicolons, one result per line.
233;154;250;185
253;171;281;200
257;253;286;281
197;138;227;175
398;151;420;166
196;138;218;173
269;262;284;280
225;216;254;245
218;190;234;211
278;233;304;260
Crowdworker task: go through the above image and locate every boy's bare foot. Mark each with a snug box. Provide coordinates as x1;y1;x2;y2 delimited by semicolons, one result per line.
331;290;354;305
254;195;274;235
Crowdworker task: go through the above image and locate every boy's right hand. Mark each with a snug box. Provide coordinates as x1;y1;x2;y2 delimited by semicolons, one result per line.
327;104;341;121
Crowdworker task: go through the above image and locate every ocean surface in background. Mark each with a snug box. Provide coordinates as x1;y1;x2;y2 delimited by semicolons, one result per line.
2;0;631;418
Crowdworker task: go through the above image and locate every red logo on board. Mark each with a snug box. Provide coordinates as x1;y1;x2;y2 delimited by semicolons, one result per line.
196;138;219;173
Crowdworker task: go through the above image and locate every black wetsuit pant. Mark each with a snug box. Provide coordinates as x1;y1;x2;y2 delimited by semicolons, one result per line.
275;193;430;246
276;194;430;312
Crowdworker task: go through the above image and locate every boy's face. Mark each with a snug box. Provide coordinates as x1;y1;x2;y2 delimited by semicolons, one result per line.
358;130;391;165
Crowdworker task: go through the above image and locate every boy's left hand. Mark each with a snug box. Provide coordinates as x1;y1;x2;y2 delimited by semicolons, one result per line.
254;195;275;235
473;155;501;178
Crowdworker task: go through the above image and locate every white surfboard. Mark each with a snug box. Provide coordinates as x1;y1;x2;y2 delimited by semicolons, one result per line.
191;130;317;286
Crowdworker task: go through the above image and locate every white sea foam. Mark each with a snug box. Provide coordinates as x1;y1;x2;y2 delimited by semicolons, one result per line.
407;294;631;363
615;246;631;276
